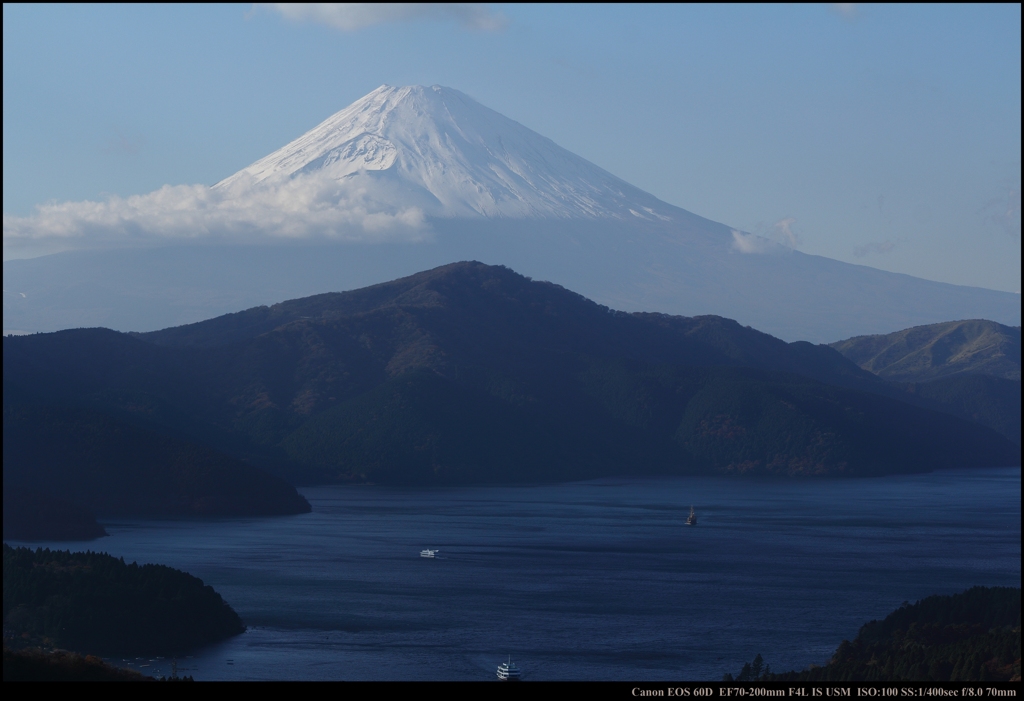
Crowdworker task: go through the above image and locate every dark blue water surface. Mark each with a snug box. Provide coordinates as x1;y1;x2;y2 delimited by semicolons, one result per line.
14;468;1020;680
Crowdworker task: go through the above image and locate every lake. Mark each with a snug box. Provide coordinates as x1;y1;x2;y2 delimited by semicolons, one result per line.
15;467;1020;680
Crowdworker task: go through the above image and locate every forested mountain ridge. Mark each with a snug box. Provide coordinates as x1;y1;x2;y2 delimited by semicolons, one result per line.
4;262;1019;492
135;262;1021;446
829;319;1021;445
137;262;884;393
831;320;1021;382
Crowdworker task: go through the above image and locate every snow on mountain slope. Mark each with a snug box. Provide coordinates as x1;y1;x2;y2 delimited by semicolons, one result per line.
215;85;677;221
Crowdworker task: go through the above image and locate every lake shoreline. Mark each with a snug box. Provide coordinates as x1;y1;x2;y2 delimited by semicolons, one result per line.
8;468;1020;681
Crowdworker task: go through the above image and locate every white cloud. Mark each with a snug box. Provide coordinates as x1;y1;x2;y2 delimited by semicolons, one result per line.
731;230;778;255
731;218;801;255
2;173;430;258
262;3;507;32
772;217;801;248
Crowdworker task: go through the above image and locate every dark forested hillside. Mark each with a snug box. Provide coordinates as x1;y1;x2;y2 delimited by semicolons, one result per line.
2;486;107;542
4;262;1019;495
903;374;1021;446
2;545;245;656
3;647;156;681
727;587;1021;682
3;398;311;527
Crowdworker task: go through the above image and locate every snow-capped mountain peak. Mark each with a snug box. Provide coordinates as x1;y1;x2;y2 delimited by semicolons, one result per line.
215;85;675;221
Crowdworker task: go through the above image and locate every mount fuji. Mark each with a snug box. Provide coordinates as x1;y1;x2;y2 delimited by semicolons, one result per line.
215;84;678;222
3;85;1019;342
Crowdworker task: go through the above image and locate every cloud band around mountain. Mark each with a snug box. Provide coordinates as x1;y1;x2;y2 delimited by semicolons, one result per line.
2;173;430;257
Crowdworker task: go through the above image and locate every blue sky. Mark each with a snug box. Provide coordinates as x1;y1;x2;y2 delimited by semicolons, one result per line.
3;4;1020;292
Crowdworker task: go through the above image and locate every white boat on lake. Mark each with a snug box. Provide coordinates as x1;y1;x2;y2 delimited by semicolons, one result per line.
420;549;438;558
496;656;521;681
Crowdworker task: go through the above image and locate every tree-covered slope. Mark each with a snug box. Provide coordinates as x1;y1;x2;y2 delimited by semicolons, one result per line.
904;374;1021;446
2;486;107;542
280;364;1016;483
729;587;1021;682
3;399;311;518
3;545;245;656
5;262;1019;489
3;647;155;682
829;319;1022;445
831;320;1021;382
